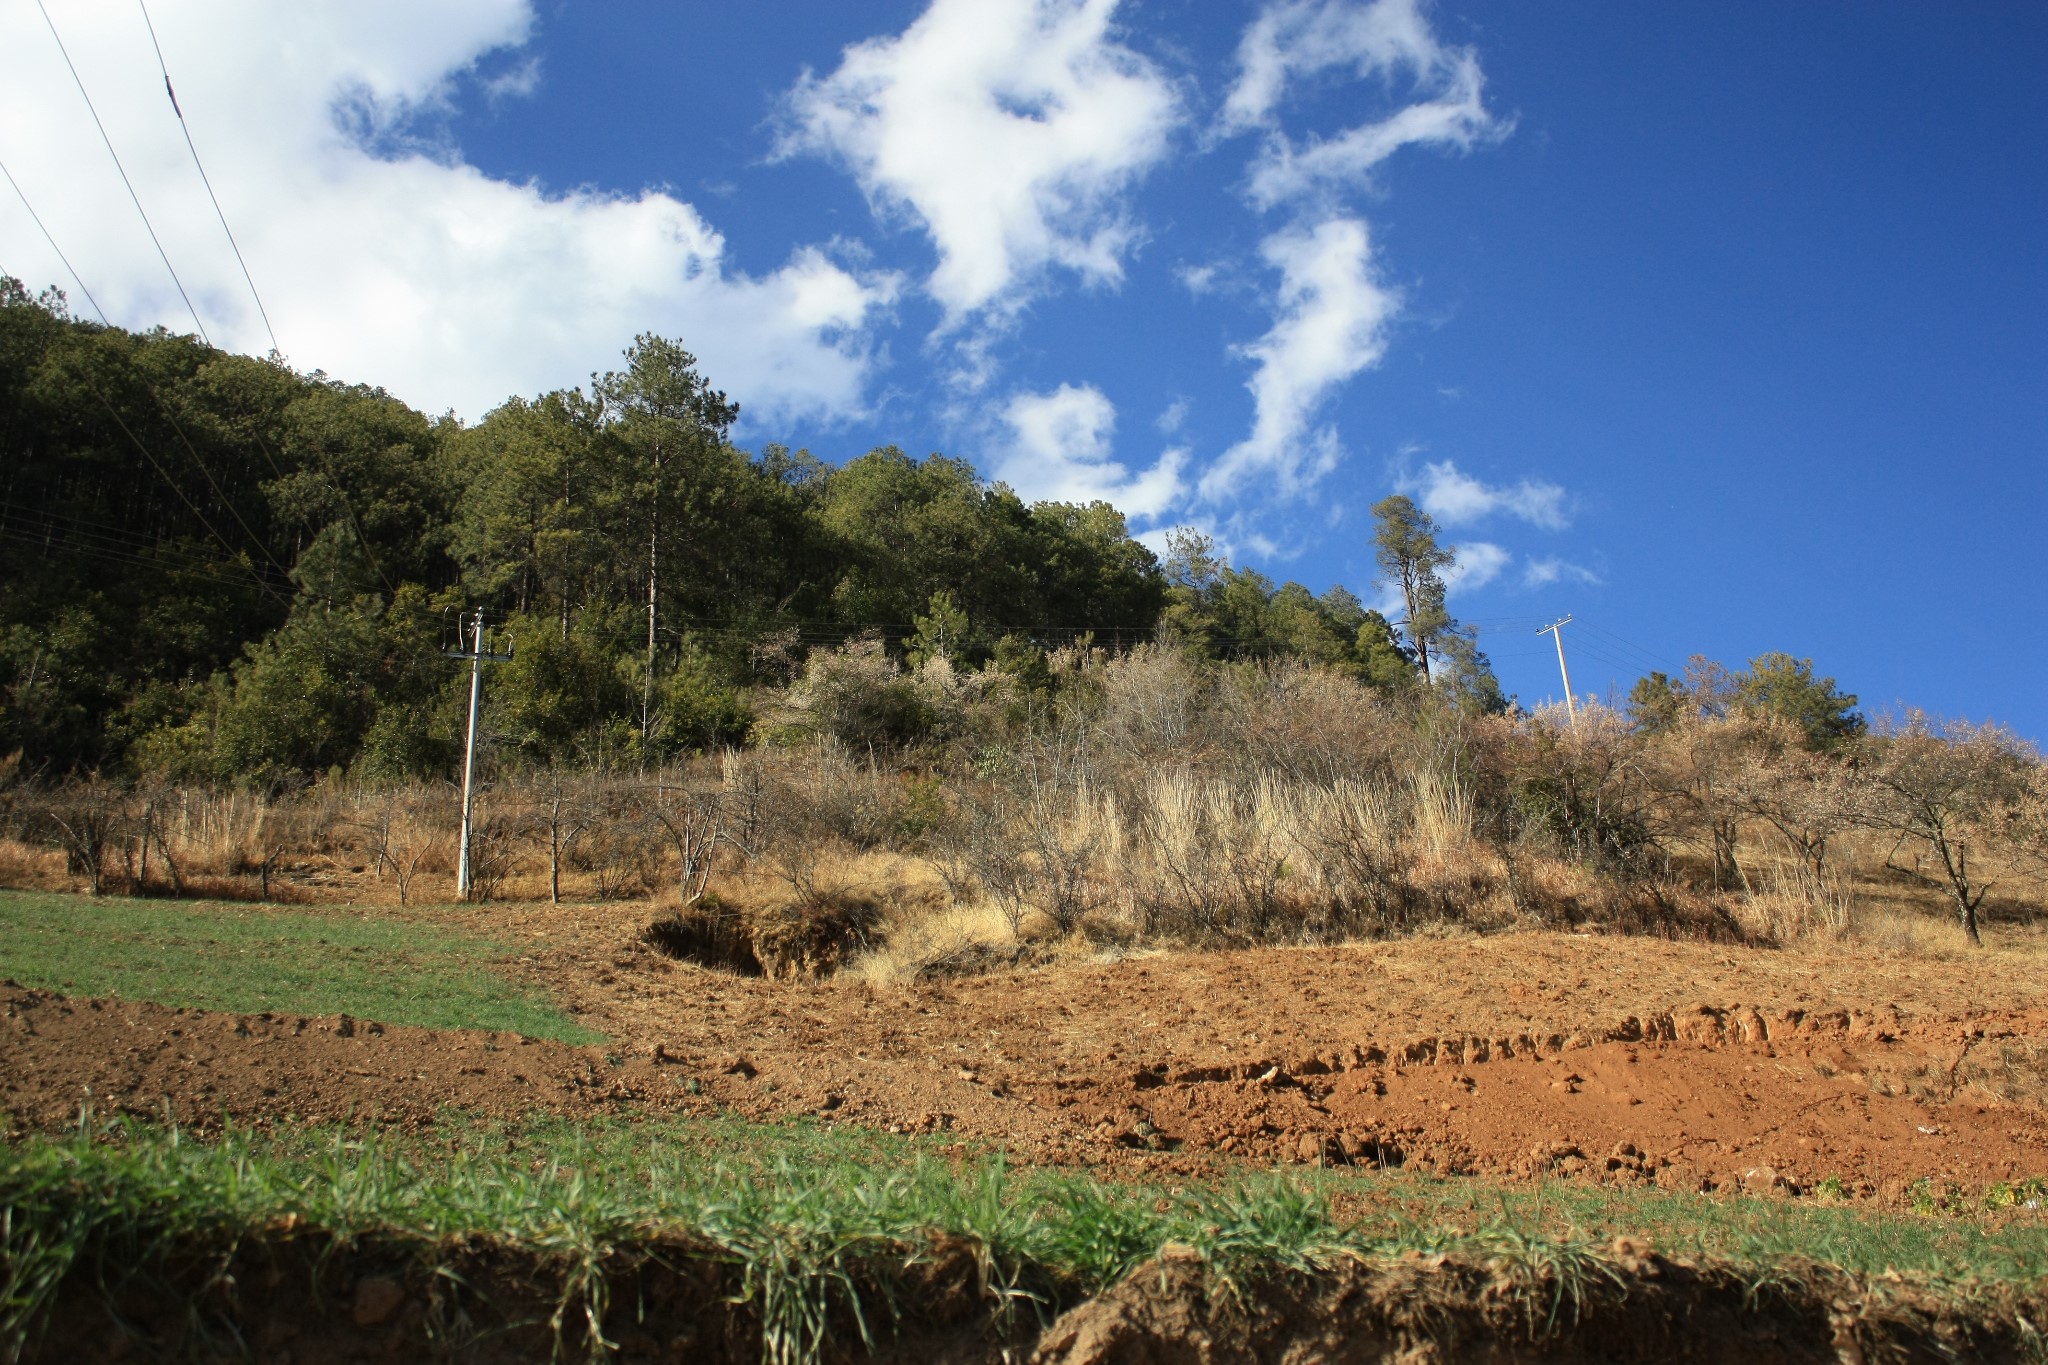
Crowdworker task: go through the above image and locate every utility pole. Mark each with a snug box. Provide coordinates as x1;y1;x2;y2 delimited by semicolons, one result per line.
1536;615;1579;731
446;607;513;899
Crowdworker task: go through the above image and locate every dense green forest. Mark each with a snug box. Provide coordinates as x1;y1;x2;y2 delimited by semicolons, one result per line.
0;278;1473;780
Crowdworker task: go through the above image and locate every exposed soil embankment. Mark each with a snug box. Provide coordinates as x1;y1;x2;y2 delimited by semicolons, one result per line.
18;1232;2046;1364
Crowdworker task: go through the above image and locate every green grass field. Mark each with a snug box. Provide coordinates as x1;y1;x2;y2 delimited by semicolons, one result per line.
0;890;597;1043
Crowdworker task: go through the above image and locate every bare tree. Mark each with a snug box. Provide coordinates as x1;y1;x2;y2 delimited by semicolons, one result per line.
1642;714;1755;890
1858;713;2035;945
531;769;597;904
1727;718;1861;881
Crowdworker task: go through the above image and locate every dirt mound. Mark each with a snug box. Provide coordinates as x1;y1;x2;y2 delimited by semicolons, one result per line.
1032;1247;2044;1364
18;1231;2044;1364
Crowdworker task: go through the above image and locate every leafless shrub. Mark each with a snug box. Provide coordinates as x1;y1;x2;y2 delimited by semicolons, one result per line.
949;723;1105;938
33;777;127;895
1216;659;1409;787
571;782;656;901
1641;711;1758;889
719;747;768;857
1086;643;1211;771
1725;717;1862;881
358;785;444;906
644;768;730;907
464;799;525;902
1506;705;1658;874
524;769;598;904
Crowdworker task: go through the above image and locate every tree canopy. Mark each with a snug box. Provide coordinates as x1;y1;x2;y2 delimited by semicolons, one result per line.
0;283;1475;778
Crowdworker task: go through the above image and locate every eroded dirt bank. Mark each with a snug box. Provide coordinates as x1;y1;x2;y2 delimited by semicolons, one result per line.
6;947;2046;1199
18;1233;2045;1364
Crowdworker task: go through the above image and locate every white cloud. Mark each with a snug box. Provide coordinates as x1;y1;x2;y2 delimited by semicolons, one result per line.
1442;540;1508;592
781;0;1179;329
996;383;1185;519
1409;459;1568;529
481;55;542;103
0;0;897;424
1199;216;1396;500
1221;0;1445;133
1224;0;1503;211
1522;556;1601;589
1175;262;1220;296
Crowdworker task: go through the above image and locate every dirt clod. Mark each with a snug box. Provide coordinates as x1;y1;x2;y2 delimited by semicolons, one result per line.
348;1275;404;1326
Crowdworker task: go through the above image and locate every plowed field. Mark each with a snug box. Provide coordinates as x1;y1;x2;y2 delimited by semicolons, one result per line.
7;900;2045;1202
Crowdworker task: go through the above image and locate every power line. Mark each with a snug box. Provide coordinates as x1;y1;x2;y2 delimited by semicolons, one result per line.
6;161;291;583
1575;622;1671;675
5;256;288;606
35;0;212;346
134;0;279;357
1;159;111;325
5;162;307;593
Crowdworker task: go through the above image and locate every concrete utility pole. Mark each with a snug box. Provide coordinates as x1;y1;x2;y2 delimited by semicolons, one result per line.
1537;615;1579;731
446;607;513;899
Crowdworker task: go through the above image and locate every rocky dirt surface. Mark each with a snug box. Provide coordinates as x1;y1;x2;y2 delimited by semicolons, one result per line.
5;906;2046;1200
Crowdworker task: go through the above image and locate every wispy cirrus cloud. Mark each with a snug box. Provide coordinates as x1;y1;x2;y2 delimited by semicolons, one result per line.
1522;556;1602;589
1223;0;1502;209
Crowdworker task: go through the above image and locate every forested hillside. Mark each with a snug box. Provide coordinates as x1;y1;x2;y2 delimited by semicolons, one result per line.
0;279;1446;779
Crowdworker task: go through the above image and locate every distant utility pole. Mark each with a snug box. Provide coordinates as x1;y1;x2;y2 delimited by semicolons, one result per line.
446;607;513;899
1537;615;1579;731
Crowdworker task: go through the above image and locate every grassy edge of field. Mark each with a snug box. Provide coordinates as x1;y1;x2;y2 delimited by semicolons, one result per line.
0;889;599;1043
5;1113;2046;1364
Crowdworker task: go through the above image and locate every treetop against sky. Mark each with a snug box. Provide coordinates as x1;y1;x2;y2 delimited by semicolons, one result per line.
3;1;2042;734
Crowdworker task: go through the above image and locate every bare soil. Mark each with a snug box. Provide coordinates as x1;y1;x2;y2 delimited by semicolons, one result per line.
6;903;2046;1201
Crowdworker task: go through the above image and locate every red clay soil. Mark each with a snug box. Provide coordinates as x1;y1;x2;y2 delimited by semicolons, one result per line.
6;918;2047;1200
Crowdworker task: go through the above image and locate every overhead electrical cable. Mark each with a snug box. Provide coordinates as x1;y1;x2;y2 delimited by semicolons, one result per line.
134;0;279;357
127;0;397;594
1;158;111;324
3;163;292;585
122;0;402;597
79;390;289;604
3;252;287;605
35;0;212;346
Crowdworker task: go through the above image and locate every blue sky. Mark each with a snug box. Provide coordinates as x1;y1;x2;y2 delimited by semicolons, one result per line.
3;1;2044;732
